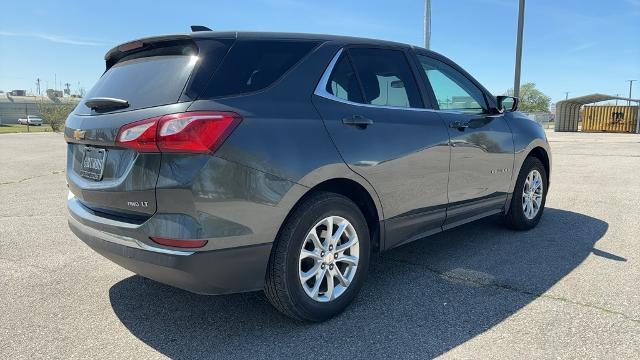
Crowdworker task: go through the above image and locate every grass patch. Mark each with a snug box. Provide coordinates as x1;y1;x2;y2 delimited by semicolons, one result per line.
0;124;55;134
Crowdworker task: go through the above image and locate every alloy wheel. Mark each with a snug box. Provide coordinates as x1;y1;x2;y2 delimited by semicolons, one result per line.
298;216;360;302
522;169;544;220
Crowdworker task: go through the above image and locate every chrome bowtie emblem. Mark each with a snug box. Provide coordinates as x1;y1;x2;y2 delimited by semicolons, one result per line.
73;129;86;140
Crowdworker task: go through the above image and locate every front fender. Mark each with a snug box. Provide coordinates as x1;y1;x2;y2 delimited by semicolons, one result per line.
505;112;552;212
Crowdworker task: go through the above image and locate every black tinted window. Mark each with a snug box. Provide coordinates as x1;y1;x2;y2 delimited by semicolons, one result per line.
326;53;364;103
203;40;319;98
83;55;197;112
348;48;423;108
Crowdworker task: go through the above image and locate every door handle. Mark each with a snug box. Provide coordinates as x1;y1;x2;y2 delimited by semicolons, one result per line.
449;121;469;130
342;115;374;128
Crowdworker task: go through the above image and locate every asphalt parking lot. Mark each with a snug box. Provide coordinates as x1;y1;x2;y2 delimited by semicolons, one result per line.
1;130;639;359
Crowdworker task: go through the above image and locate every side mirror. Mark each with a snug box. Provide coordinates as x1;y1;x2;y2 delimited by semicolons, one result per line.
497;96;518;112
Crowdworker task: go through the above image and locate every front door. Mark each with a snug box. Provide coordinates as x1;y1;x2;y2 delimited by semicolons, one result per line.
415;53;515;228
312;47;451;248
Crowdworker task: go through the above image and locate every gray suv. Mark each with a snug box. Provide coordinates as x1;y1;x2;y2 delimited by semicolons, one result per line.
65;31;551;322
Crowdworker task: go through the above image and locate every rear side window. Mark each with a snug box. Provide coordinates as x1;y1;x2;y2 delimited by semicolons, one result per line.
203;40;320;98
326;54;364;103
348;48;423;108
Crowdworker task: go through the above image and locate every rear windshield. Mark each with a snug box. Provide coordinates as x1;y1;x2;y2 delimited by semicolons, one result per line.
201;39;320;98
80;38;318;114
82;55;195;112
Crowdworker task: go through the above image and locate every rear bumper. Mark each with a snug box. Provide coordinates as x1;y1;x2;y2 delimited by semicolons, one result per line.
65;152;307;295
69;216;272;294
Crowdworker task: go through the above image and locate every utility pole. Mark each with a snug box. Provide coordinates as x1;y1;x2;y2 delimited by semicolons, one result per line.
25;104;29;133
627;80;637;106
35;78;41;95
424;0;431;49
513;0;525;98
565;92;570;100
615;94;620;106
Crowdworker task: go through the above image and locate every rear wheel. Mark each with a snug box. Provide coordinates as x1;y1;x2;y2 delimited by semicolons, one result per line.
504;157;548;230
264;192;370;322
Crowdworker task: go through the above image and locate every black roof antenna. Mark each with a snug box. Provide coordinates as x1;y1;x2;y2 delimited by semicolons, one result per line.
191;25;212;32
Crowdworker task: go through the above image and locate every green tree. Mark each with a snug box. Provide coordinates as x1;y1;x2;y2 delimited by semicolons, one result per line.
505;82;551;113
37;103;76;132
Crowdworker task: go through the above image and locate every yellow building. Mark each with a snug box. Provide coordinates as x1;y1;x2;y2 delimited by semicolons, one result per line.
583;105;639;133
555;94;640;133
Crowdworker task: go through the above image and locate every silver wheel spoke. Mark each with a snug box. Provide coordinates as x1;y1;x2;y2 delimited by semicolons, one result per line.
331;222;347;247
334;267;350;287
325;272;335;300
321;217;334;249
335;235;358;253
307;232;323;251
532;195;542;208
309;267;327;298
300;249;322;261
300;263;322;281
336;254;358;266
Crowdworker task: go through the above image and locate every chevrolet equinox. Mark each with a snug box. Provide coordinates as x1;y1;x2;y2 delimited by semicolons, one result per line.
65;30;551;322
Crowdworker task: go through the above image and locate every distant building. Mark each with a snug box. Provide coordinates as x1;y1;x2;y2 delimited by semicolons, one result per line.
46;89;63;98
0;93;80;124
556;94;639;133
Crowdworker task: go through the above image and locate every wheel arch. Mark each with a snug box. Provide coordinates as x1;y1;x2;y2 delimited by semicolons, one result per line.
277;177;384;253
506;143;552;214
528;146;551;183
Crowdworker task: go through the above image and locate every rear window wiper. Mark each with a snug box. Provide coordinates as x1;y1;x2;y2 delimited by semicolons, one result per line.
84;97;130;112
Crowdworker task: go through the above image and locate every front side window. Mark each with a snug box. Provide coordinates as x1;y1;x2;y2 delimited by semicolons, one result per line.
418;55;487;113
347;48;423;108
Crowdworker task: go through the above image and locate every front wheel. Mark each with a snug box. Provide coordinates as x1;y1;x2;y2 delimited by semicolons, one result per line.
264;192;370;322
504;157;548;230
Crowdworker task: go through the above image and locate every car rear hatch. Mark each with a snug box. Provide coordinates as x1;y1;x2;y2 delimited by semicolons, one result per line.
65;34;234;219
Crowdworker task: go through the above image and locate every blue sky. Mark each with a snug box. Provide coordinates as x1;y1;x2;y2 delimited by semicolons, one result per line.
0;0;638;103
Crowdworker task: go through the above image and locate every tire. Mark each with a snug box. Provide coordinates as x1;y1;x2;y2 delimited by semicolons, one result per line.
264;191;370;322
504;156;548;230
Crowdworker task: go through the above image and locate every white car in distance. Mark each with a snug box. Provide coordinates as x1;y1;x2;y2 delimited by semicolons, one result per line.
18;115;43;126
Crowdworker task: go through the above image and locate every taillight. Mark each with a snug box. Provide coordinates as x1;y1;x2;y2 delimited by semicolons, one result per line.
116;117;161;152
115;111;241;154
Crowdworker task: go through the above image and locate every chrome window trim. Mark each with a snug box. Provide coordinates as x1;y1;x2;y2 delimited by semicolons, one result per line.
313;48;440;113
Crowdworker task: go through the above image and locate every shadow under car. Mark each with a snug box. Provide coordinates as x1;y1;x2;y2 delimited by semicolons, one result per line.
108;208;610;359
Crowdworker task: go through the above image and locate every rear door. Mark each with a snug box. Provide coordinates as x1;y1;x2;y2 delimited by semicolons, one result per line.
312;46;451;249
65;37;233;218
414;53;515;228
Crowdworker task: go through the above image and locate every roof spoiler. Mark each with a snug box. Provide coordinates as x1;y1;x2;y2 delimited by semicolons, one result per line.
103;34;194;69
